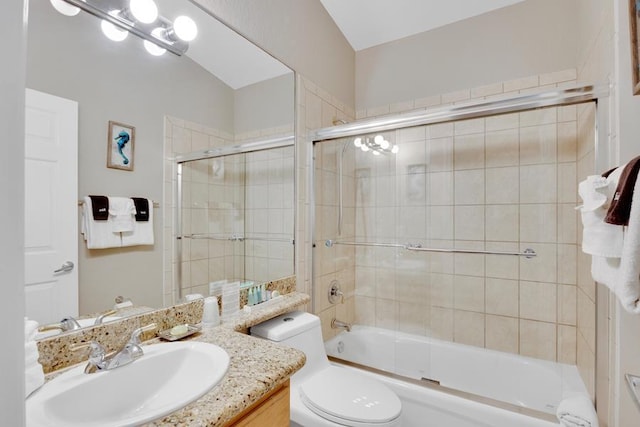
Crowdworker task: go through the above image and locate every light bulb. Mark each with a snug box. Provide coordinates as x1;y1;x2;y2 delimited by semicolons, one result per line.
380;139;390;150
353;137;362;148
144;28;167;56
130;0;158;24
101;17;128;42
50;0;82;16
374;135;384;145
391;145;400;154
361;145;370;152
173;15;198;41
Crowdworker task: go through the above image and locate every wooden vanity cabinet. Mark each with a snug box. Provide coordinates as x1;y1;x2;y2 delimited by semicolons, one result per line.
227;380;290;426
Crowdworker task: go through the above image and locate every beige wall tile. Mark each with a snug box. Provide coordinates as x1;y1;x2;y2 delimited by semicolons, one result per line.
520;280;557;322
429;122;454;138
485;242;520;280
486;315;519;354
486;129;520;168
454;275;485;312
455;118;485;136
455;206;485;241
430;273;454;308
558;163;578;203
577;288;596;353
454;169;485;204
558;122;578;163
442;89;471;104
519;204;557;243
486;113;519;132
520;164;557;204
520;243;557;283
454;310;485;347
427;137;454;172
520;108;557;127
486;166;519;204
375;299;397;330
558;105;577;122
428;172;454;205
486;278;519;317
471;82;504;99
454;246;485;277
430;307;454;340
398;301;429;335
354;295;376;326
520;319;557;361
520;124;557;165
539;69;577;85
486;205;519;242
558;284;577;325
454;134;485;170
558;244;577;285
428;206;454;240
503;75;539;92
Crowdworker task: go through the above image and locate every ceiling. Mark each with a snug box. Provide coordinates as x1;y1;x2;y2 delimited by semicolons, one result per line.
320;0;526;51
158;0;291;90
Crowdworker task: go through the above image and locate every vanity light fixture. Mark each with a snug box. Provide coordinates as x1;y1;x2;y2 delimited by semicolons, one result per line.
49;0;198;56
352;134;399;156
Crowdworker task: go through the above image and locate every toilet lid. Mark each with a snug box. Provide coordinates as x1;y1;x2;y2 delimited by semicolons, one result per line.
299;367;401;426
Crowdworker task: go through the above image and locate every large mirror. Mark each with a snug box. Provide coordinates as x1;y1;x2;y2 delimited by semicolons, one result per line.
25;0;295;337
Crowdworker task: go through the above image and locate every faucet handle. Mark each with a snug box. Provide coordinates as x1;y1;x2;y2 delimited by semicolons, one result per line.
70;341;107;372
129;323;157;345
94;309;118;325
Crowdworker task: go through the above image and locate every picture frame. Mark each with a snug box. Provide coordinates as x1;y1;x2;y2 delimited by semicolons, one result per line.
107;120;135;171
630;0;640;95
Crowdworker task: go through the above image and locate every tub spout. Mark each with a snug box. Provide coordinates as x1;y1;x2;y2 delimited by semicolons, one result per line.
331;318;352;332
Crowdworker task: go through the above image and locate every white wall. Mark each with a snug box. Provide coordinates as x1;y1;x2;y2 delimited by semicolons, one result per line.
26;1;235;313
355;0;579;110
0;0;26;424
193;0;355;109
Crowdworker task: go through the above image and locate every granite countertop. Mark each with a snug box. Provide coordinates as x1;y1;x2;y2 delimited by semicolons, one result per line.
143;326;306;426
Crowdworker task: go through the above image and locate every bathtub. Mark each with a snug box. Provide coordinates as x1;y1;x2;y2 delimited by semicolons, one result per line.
325;325;590;426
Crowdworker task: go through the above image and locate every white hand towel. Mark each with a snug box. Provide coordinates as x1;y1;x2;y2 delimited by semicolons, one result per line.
579;174;624;257
25;341;40;366
25;364;45;398
24;318;39;342
82;196;122;249
108;196;136;232
556;394;599;427
121;198;154;247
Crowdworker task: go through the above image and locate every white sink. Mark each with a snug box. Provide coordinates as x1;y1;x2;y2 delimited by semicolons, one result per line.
27;341;230;427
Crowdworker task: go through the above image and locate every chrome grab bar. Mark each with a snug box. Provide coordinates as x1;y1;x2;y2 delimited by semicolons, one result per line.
324;240;536;259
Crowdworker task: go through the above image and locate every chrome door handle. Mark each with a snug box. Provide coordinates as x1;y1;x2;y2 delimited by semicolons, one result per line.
54;261;74;274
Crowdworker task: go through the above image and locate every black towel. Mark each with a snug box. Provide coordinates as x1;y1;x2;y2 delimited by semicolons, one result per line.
88;195;109;220
131;197;150;222
603;155;640;226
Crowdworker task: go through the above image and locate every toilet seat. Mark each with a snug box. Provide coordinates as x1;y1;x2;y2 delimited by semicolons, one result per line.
299;366;402;427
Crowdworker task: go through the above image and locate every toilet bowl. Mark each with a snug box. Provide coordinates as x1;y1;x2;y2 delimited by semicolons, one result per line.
250;311;401;427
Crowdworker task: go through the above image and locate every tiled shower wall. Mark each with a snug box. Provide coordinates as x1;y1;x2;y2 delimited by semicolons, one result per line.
163;117;294;303
313;69;597;395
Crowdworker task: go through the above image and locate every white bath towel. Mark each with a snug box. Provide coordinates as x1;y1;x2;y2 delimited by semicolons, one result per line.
614;173;640;313
108;196;136;232
25;364;45;398
579;174;624;257
121;199;154;247
24;318;39;342
25;341;39;366
556;394;599;427
81;196;122;249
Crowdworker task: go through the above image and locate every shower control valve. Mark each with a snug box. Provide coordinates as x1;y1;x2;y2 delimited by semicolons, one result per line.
328;280;344;304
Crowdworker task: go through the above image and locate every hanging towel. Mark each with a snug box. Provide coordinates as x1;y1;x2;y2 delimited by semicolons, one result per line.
24;318;45;398
81;196;122;249
108;197;136;232
604;155;640;226
614;173;640;313
88;195;109;220
556;394;599;427
578;172;624;258
121;198;154;247
131;197;150;221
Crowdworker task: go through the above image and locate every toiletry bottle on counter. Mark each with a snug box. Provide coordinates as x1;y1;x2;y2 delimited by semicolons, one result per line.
203;296;220;326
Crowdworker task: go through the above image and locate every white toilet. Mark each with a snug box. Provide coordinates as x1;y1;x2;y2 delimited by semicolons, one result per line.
250;311;402;427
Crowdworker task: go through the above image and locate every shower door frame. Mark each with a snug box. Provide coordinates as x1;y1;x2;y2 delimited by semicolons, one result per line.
309;83;611;416
309;83;610;312
174;134;295;301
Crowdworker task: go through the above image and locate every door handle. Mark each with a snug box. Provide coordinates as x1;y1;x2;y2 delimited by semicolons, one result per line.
54;261;74;274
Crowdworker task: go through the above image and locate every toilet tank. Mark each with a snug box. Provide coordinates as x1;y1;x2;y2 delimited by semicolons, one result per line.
250;311;330;379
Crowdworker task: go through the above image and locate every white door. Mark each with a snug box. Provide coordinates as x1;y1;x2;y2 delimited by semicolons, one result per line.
24;89;78;324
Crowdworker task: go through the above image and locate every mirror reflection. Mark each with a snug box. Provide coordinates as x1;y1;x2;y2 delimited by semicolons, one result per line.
25;0;295;337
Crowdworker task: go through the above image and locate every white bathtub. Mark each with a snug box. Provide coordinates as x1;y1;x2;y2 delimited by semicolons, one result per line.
325;325;591;426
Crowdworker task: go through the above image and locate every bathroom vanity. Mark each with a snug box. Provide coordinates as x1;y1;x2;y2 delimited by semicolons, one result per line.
32;292;310;426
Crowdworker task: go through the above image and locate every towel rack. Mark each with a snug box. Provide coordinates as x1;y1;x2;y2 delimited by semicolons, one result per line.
78;199;159;207
179;233;293;244
324;240;537;259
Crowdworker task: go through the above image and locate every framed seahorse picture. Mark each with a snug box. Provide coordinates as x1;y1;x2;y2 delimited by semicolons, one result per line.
107;120;135;171
631;0;640;94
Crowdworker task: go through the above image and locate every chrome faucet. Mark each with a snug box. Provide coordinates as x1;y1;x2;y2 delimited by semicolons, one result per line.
331;318;352;332
38;317;82;333
93;309;118;325
71;323;156;374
